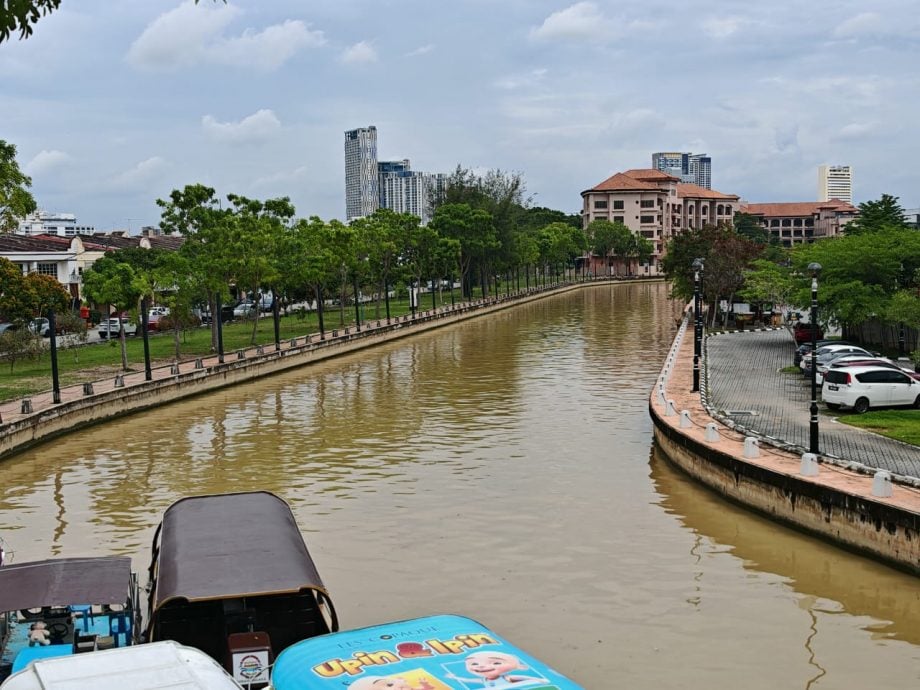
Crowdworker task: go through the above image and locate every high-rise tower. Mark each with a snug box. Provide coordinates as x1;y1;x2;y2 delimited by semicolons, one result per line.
818;165;853;204
345;126;379;220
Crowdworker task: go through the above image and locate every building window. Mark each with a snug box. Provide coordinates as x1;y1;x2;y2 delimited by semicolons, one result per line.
613;216;624;223
640;199;655;208
594;200;608;209
37;263;57;277
717;205;724;215
612;200;624;210
770;219;780;227
640;215;655;224
782;219;791;227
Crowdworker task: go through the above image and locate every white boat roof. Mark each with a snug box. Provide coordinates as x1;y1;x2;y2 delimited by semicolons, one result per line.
1;641;243;690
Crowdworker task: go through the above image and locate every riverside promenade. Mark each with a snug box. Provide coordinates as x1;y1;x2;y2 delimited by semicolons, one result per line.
650;316;920;575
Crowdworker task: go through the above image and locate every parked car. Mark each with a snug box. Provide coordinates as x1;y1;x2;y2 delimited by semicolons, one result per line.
0;322;17;335
811;347;875;383
149;306;170;317
233;300;256;318
827;357;920;380
822;365;920;413
97;317;138;338
794;339;854;367
145;312;166;332
801;344;872;374
793;321;824;345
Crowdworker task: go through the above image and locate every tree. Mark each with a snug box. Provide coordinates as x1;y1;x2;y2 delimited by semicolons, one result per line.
429;203;497;298
82;256;146;370
845;194;907;235
0;257;33;324
734;213;771;244
739;259;794;318
587;219;629;276
22;272;69;316
0;140;36;233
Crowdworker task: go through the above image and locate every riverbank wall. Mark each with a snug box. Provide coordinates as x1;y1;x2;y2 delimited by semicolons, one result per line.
650;315;920;575
0;280;639;463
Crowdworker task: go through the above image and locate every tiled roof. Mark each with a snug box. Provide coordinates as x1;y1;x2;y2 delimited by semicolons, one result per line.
585;172;663;193
622;168;680;182
0;235;80;252
676;183;739;201
742;200;858;217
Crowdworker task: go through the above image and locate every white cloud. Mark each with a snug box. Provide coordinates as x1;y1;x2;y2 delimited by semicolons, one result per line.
406;44;434;58
835;122;877;140
110;157;168;190
701;17;746;39
494;68;548;90
530;2;611;42
127;1;323;72
251;166;308;189
202;109;282;144
341;41;378;64
25;150;72;176
833;12;881;38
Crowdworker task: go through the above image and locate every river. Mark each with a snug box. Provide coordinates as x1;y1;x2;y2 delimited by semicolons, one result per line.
0;282;917;688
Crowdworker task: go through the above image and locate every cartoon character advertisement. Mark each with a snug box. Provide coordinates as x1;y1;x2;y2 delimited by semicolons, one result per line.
271;615;584;690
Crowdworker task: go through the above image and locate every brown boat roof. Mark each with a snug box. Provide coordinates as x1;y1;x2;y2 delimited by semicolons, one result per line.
151;492;326;611
0;557;133;612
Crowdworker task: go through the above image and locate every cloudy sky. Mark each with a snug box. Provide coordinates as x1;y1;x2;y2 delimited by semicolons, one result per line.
1;0;917;231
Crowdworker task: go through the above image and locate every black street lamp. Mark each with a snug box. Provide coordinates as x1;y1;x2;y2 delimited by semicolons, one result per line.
808;262;822;454
48;310;61;404
140;297;152;380
692;258;704;392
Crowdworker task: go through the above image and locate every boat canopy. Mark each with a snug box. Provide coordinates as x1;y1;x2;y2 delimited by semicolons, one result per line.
149;491;330;612
0;557;133;613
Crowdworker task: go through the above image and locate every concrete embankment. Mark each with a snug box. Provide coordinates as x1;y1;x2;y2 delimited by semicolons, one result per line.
1;282;612;462
650;317;920;575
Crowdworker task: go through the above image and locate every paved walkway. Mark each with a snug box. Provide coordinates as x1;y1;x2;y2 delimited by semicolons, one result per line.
705;329;920;479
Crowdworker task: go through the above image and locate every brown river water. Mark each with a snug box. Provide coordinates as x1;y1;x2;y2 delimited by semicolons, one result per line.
0;282;918;688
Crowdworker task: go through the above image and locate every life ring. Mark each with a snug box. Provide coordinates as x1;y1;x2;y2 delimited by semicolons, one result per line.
19;607;51;621
48;622;70;641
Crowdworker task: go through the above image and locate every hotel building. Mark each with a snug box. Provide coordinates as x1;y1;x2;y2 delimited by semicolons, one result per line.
818;165;853;204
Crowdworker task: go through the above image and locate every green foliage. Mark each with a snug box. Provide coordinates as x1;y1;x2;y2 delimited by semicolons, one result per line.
23;272;69;315
739;259;794;308
839;411;920;445
0;139;36;233
0;326;43;372
845;194;907;235
734;213;771;244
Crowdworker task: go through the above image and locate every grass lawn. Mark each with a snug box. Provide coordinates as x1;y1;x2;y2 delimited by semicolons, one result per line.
0;293;461;402
838;410;920;446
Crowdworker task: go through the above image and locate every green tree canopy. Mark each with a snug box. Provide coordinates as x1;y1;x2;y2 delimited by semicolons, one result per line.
0;139;36;233
845;194;907;235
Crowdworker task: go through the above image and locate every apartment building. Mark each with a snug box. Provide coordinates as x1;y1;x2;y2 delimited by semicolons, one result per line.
17;211;96;237
818;164;853;204
651;152;712;189
378;159;447;226
345;126;380;221
581;169;739;274
741;200;858;246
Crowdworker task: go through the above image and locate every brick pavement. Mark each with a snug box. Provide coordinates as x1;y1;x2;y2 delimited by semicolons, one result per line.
704;329;920;479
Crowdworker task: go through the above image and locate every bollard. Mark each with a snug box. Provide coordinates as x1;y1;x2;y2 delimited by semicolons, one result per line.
344;327;350;335
377;320;382;328
705;423;720;443
21;399;33;414
332;330;338;338
194;358;204;369
236;350;245;360
800;452;820;477
83;383;94;396
114;375;125;388
657;389;666;405
665;399;676;417
743;437;760;458
679;410;692;428
872;470;893;498
256;346;265;355
170;364;180;375
290;338;298;348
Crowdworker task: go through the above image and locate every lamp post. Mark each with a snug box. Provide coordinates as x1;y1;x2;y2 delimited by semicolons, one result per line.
692;258;704;392
808;262;822;454
140;297;152;380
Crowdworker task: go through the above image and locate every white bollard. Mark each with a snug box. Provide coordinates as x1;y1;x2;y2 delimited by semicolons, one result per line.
680;410;692;428
657;389;666;406
800;453;820;477
665;400;676;417
872;470;893;498
705;423;720;442
743;437;760;458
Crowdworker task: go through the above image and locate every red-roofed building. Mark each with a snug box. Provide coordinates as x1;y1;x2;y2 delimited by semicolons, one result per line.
741;199;858;246
581;169;739;275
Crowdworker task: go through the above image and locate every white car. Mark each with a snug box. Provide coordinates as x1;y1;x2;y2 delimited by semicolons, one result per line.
822;365;920;413
97;317;138;338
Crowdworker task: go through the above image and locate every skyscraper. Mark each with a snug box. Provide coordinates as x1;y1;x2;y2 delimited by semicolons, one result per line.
378;160;446;225
818;165;853;204
345;126;379;220
651;152;712;189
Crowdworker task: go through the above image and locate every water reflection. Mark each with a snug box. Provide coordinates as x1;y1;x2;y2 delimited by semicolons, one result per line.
650;444;920;644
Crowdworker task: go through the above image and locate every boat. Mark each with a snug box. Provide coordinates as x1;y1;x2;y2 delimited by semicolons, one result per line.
270;614;585;689
0;556;140;681
145;491;338;687
0;640;244;689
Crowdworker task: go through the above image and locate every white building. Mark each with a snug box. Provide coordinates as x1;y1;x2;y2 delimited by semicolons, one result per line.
345;126;379;221
378;160;447;225
17;211;96;237
818;165;853;204
651;152;712;189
